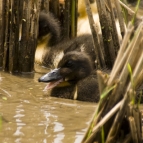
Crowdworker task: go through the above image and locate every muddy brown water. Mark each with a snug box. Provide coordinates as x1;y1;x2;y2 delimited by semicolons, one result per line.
0;65;97;143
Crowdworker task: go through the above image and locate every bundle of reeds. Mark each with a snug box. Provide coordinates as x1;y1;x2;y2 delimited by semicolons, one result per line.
82;0;143;142
82;20;143;143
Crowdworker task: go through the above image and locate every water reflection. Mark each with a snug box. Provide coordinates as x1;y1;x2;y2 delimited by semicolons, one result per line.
0;67;97;143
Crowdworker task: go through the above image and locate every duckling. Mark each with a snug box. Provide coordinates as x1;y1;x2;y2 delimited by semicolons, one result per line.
39;51;99;102
35;12;61;64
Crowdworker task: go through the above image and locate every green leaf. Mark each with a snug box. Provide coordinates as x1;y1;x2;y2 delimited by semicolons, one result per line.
100;85;116;99
102;126;105;143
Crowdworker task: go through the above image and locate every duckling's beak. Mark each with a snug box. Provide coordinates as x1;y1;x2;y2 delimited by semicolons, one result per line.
38;68;65;91
38;68;62;82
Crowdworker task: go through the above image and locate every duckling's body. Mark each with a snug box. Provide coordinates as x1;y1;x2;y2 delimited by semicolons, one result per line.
39;51;99;102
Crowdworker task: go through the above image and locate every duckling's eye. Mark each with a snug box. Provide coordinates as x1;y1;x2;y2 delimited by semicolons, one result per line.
65;60;74;68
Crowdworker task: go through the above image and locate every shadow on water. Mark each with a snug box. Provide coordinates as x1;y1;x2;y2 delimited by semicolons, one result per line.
0;64;97;143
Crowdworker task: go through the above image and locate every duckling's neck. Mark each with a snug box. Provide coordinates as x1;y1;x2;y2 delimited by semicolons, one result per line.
51;84;77;100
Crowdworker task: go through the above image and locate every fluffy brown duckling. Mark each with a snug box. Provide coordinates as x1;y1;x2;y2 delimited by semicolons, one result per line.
39;51;99;102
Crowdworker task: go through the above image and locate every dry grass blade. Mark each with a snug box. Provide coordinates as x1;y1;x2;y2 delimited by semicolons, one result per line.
133;108;142;142
119;0;135;15
129;117;138;143
114;0;126;37
97;70;109;95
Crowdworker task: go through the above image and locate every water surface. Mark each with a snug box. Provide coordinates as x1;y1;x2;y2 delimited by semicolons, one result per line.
0;65;97;143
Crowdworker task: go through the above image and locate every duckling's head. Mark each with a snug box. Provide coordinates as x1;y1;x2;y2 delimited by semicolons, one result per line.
38;12;61;47
58;51;93;81
38;51;93;90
